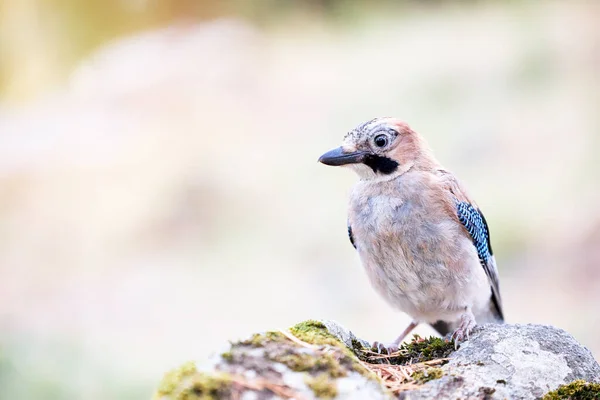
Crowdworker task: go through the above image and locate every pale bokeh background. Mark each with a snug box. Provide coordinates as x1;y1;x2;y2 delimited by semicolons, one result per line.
0;1;599;398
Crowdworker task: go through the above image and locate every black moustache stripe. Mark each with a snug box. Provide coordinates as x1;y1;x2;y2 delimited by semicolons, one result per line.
363;154;399;174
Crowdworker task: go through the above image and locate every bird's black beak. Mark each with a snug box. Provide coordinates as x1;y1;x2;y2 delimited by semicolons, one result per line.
318;147;367;166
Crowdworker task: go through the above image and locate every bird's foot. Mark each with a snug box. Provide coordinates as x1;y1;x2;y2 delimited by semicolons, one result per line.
371;320;420;354
451;312;477;349
371;341;399;355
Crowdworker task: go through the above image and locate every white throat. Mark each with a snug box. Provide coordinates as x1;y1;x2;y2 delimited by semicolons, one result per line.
344;163;410;183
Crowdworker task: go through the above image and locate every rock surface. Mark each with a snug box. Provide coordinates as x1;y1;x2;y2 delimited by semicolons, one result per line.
154;321;600;400
402;323;600;400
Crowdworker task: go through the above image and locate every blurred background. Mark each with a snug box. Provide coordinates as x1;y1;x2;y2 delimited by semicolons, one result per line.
0;0;599;398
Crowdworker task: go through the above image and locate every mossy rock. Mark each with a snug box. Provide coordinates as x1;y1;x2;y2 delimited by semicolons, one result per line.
286;320;376;379
155;322;600;400
155;320;389;399
289;320;343;347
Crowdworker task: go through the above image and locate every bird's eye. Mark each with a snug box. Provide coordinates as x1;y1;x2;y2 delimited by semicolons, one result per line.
374;134;388;148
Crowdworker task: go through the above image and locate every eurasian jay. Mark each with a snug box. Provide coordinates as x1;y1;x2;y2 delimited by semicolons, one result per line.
319;117;503;352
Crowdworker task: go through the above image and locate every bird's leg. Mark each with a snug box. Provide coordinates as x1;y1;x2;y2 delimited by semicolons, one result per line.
392;320;420;346
451;307;476;349
372;320;419;354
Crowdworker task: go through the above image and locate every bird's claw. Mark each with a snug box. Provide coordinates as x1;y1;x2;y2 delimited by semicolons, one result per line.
371;341;399;354
451;315;477;349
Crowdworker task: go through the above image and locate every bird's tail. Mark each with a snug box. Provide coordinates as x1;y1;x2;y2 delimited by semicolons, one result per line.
430;302;504;337
430;320;453;337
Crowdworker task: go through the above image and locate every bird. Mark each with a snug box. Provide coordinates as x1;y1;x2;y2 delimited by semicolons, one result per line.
318;117;503;352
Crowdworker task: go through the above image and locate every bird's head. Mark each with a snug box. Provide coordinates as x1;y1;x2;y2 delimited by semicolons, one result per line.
318;117;435;181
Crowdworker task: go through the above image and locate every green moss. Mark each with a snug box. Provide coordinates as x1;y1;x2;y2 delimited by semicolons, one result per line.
375;335;455;366
233;321;340;350
268;350;348;378
289;320;341;347
154;362;233;400
238;331;286;347
185;373;233;400
402;335;454;362
288;320;376;380
155;361;198;398
542;380;600;400
220;352;233;362
351;338;365;351
350;338;372;362
411;367;443;383
227;321;379;387
305;373;339;399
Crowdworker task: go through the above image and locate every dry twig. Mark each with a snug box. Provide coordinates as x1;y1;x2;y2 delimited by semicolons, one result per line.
278;329;321;350
358;358;449;394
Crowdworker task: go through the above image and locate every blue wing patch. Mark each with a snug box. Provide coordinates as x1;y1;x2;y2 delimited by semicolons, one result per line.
456;202;493;262
456;201;504;321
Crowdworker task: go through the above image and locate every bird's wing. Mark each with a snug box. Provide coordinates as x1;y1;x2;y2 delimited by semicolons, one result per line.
438;170;504;321
347;224;357;249
455;201;504;320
